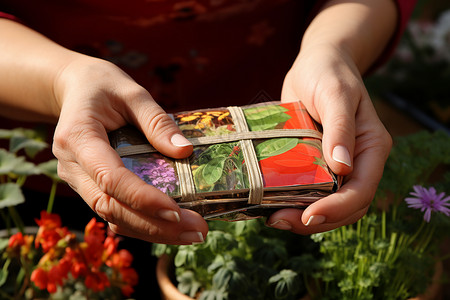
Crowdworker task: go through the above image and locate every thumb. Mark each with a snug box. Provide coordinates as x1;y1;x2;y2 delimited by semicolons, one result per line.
126;95;193;159
319;95;357;176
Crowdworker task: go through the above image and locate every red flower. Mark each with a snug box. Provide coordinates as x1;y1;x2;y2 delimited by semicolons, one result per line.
103;236;119;260
106;249;138;297
84;270;110;292
31;268;48;291
8;232;34;256
119;267;139;297
8;232;25;249
34;211;70;252
31;263;68;294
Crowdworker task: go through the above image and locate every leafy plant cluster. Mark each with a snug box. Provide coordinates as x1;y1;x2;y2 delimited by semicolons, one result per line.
0;127;139;299
306;130;450;300
0;127;59;232
153;219;318;300
154;130;450;300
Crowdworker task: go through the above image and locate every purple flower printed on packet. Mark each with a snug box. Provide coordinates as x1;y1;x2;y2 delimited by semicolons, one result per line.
133;158;179;195
405;185;450;222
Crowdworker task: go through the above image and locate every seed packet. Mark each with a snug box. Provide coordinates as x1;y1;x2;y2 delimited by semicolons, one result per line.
109;101;341;221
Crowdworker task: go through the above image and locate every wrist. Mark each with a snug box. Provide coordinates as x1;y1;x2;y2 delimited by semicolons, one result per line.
301;0;397;74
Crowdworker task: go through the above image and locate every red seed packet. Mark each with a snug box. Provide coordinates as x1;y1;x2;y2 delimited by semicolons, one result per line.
109;101;341;221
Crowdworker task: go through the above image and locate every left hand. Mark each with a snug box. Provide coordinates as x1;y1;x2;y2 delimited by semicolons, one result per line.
266;45;392;234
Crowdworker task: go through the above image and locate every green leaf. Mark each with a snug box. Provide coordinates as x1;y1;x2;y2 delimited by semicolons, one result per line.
177;270;202;298
10;136;48;157
199;289;228;300
0;183;25;208
6;127;48;157
202;156;226;185
174;246;197;268
0;149;23;175
37;159;61;182
12;161;41;176
0;269;9;287
269;269;300;299
0;238;9;251
341;262;358;276
255;138;298;160
212;264;233;289
0;129;14;139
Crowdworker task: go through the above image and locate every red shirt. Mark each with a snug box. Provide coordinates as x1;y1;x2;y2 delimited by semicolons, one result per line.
1;0;416;111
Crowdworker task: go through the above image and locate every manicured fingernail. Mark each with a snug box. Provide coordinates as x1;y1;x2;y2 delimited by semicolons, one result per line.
158;209;180;223
332;145;351;167
305;215;326;226
269;220;292;230
171;133;192;147
179;231;204;244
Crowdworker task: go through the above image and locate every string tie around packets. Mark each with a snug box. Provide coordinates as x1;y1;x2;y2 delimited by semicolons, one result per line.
114;106;323;205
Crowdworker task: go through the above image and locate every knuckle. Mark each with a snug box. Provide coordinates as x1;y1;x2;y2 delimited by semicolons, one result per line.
92;193;116;223
94;167;115;193
55;161;67;180
145;111;177;140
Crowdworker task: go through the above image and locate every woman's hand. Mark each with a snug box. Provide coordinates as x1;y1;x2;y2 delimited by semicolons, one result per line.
266;0;396;234
52;56;208;244
267;45;392;234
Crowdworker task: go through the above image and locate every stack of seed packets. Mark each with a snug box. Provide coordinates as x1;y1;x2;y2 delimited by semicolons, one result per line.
108;101;341;221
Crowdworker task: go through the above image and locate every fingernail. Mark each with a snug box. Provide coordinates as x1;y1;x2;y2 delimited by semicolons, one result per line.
158;209;180;223
179;231;204;244
305;215;326;226
269;220;292;230
171;133;192;147
332;145;351;167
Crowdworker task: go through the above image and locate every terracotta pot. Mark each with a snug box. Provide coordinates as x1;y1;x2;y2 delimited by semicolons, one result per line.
156;254;312;300
156;254;194;300
408;261;443;300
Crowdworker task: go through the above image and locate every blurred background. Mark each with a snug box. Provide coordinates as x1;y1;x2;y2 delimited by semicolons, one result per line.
367;0;450;135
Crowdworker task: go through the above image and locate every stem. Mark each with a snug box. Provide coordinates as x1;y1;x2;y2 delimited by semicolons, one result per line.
438;252;450;262
0;208;12;235
15;176;26;187
7;207;24;233
15;258;31;300
406;220;426;248
46;180;58;213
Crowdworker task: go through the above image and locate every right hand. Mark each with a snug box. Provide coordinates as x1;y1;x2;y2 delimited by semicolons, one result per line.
52;56;208;244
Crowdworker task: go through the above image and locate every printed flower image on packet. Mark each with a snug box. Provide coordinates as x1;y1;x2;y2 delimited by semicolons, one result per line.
108;101;341;221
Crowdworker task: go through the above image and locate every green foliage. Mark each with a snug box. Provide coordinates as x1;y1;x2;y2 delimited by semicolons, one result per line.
0;127;48;158
307;130;450;300
152;219;315;300
154;130;450;300
0;183;25;208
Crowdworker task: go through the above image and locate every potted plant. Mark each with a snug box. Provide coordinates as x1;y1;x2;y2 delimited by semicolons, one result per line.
153;130;450;300
304;130;450;299
154;218;318;300
0;127;139;299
